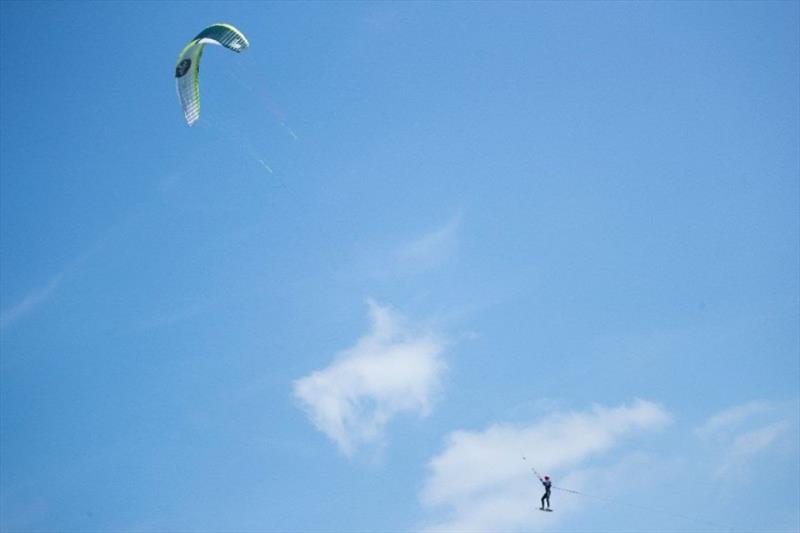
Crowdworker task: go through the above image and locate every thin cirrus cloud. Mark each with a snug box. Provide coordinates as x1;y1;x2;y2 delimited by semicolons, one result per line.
354;214;462;279
293;300;447;456
392;215;461;275
419;400;672;532
694;400;774;439
0;273;64;331
728;421;791;459
696;400;793;478
0;200;151;332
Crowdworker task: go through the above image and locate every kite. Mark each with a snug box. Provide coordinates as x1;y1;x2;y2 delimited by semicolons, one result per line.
175;23;250;126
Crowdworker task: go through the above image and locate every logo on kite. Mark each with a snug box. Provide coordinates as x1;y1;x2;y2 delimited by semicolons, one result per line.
175;59;192;78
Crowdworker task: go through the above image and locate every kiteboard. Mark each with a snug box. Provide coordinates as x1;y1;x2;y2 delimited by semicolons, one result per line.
538;507;553;512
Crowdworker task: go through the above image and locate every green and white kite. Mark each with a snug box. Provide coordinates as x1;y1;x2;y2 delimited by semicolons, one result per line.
175;23;250;126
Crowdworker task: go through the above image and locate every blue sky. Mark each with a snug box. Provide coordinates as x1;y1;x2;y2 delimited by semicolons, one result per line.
1;1;798;531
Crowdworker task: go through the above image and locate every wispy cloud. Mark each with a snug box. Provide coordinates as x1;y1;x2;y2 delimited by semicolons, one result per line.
0;273;64;331
353;214;462;280
728;421;790;458
419;400;671;532
131;299;211;331
293;300;447;456
392;215;461;275
697;400;794;478
695;400;774;439
0;191;157;332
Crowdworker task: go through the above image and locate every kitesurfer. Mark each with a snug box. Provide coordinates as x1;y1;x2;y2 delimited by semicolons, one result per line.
539;474;552;510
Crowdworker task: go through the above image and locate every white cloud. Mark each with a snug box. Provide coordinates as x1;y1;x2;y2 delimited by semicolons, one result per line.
293;300;446;456
419;400;671;532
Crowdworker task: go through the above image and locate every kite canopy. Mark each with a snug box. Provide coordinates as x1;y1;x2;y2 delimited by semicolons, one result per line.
175;23;250;126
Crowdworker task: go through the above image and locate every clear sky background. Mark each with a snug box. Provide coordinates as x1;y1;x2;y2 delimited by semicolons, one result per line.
1;1;798;532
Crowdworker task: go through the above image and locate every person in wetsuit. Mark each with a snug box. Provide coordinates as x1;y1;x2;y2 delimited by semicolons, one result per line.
539;475;552;510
